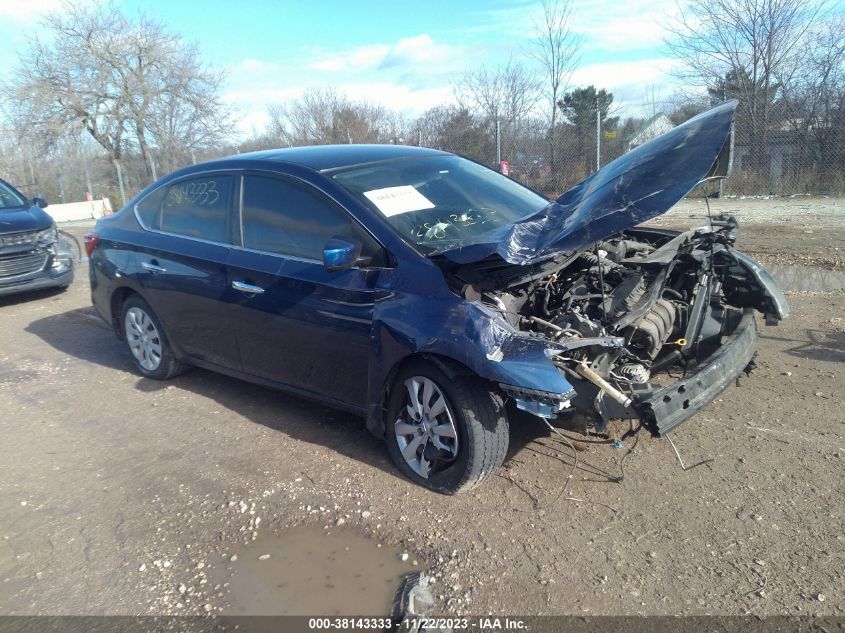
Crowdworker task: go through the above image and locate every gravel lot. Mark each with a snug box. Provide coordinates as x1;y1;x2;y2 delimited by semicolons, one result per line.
1;197;843;617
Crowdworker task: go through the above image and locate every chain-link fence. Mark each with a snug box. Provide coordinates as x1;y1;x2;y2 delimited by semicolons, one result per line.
3;97;844;209
418;99;845;199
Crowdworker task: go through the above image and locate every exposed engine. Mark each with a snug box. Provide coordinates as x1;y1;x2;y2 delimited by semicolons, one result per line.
514;241;685;364
489;234;693;372
445;215;783;435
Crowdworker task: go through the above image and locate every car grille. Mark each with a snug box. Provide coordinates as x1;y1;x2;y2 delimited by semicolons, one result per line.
0;250;49;279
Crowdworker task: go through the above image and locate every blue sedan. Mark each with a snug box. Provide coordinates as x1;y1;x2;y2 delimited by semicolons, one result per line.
87;101;787;493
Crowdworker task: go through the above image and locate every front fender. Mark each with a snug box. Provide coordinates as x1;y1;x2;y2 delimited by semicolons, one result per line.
365;294;578;435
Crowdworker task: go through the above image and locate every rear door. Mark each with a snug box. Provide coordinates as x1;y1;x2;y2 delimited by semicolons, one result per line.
133;172;241;369
226;173;387;408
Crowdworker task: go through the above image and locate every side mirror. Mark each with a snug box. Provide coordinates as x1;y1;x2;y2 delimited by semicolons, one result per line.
323;238;362;273
32;197;48;209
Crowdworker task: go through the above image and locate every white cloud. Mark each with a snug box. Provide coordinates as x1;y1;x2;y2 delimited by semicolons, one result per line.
0;0;63;20
571;0;679;51
568;58;682;106
222;33;476;137
310;44;391;72
379;34;465;70
477;0;678;53
236;109;272;137
337;81;455;113
309;34;469;77
235;58;269;73
570;58;677;88
219;15;682;140
222;86;304;106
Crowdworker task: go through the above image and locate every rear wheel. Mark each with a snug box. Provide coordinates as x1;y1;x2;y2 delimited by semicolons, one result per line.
121;296;188;380
385;360;508;494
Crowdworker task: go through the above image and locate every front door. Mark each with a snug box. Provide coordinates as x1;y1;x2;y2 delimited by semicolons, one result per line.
226;173;386;408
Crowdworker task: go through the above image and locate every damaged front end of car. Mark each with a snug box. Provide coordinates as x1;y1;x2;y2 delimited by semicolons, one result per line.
0;224;78;297
451;217;787;436
434;100;788;437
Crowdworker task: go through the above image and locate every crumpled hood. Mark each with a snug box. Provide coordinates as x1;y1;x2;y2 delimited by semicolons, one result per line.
439;100;738;265
0;205;54;234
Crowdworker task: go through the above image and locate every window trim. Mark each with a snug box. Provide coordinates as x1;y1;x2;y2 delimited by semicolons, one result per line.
133;169;238;247
134;168;392;268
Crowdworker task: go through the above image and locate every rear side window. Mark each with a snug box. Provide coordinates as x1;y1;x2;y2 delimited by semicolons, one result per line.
241;175;382;262
135;187;167;230
137;175;234;243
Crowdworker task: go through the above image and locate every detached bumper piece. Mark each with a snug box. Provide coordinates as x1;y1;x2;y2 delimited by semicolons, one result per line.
499;383;576;419
641;309;758;436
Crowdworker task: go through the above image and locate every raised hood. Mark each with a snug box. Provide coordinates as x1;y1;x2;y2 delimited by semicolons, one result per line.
439;100;737;265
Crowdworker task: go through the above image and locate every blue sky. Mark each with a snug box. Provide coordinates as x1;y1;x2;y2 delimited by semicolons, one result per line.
0;0;698;134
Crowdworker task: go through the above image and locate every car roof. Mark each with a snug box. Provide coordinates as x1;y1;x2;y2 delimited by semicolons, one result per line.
219;144;448;172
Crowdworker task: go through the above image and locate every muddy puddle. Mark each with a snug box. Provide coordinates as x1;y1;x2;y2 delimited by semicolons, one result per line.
766;264;845;292
211;526;417;616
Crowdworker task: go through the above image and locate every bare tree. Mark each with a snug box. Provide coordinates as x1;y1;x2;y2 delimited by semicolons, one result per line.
115;14;232;181
3;4;130;201
777;15;845;190
458;58;541;127
779;15;845;126
526;0;581;173
665;0;826;170
3;1;232;204
267;88;396;146
457;58;541;163
143;48;234;174
413;105;493;162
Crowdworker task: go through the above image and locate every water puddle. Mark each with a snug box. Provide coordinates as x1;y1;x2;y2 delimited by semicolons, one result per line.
212;526;416;616
766;265;845;292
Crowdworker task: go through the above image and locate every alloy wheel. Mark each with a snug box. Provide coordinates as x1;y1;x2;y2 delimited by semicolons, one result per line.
394;376;459;478
124;307;163;371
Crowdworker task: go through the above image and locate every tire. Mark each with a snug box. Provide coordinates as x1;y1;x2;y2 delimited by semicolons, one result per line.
385;360;509;494
120;295;189;380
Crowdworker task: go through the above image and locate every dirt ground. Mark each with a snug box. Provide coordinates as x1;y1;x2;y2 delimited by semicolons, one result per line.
0;198;843;618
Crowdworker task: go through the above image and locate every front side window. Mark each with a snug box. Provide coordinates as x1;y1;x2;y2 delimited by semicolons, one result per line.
241;175;381;263
137;174;234;243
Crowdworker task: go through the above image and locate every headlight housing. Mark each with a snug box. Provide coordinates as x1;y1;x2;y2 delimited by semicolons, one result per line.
36;226;58;247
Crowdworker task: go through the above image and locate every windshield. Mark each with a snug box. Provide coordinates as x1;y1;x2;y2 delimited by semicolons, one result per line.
0;181;27;210
331;155;549;254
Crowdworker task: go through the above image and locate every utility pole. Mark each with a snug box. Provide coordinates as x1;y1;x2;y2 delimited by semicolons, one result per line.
27;157;41;196
496;118;501;165
190;148;197;165
596;97;601;172
83;160;94;200
113;159;126;208
148;152;158;183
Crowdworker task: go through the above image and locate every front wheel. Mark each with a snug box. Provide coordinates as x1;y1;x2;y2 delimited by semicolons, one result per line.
121;295;189;380
385;360;509;494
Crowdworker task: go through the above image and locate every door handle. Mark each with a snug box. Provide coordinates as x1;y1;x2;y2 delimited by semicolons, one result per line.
232;280;265;294
141;261;166;273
